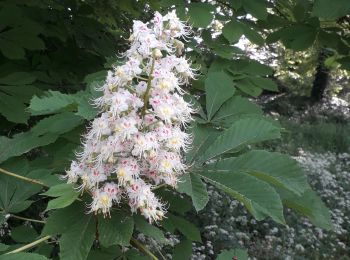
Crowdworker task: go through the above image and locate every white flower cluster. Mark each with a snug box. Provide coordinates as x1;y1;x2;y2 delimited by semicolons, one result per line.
65;11;195;223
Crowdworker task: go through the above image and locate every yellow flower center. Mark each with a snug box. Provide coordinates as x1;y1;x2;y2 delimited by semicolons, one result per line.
100;195;109;206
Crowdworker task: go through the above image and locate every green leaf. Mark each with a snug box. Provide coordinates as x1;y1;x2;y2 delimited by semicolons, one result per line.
0;243;9;252
312;0;350;20
42;202;86;236
0;132;57;164
0;253;48;260
272;25;317;51
29;91;77;116
0;39;25;59
87;246;122;260
212;95;262;126
0;72;36;85
31;112;84;136
279;188;332;230
242;0;268;20
222;20;243;42
0;174;41;213
198;171;285;224
211;150;309;195
134;215;166;243
27;169;59;187
235;78;263;97
185;124;220;164
248;77;278;92
167;214;201;242
216;248;248;260
59;212;95;260
205;71;235;120
177;173;209;211
187;3;215;28
11;225;38;243
0;92;29;124
240;23;264;45
42;183;79;211
0;111;83;163
0;213;5;226
199;117;281;163
98;212;134;247
156;190;192;215
42;200;94;260
29;90;97;120
337;56;350;70
173;239;192;260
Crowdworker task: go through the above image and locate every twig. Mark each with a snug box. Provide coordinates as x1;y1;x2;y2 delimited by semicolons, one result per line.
5;235;51;254
0;167;48;188
130;237;158;260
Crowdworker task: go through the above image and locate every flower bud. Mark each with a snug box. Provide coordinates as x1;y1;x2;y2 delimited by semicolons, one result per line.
174;39;184;55
153;48;163;59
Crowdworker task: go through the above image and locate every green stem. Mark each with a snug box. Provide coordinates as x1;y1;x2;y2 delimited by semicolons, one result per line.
10;214;45;224
5;235;51;254
152;183;167;191
135;75;149;81
130;237;158;260
0;167;48;188
141;57;156;117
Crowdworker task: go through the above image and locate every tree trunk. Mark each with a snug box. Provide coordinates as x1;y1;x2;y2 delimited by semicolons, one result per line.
310;48;331;102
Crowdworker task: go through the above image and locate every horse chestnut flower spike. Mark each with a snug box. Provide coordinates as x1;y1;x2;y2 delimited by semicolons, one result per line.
64;11;195;223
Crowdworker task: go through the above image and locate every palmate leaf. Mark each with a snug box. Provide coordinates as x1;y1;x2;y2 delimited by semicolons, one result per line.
248;76;278;92
0;243;9;251
0;112;84;163
98;212;134;247
222;20;243;43
0;177;41;213
211;95;262;126
235;78;263;97
198;170;285;224
187;3;215;28
177;173;209;211
29;91;77;116
198;117;281;164
185;124;220;164
278;188;332;230
0;72;39;124
11;225;38;243
163;214;201;242
0;158;41;213
41;183;79;211
216;248;248;260
0;92;29;123
0;253;48;260
172;239;192;260
312;0;350;20
209;150;309;195
59;213;95;260
29;90;98;120
134;215;166;243
42;202;96;260
242;0;268;20
205;71;235;120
